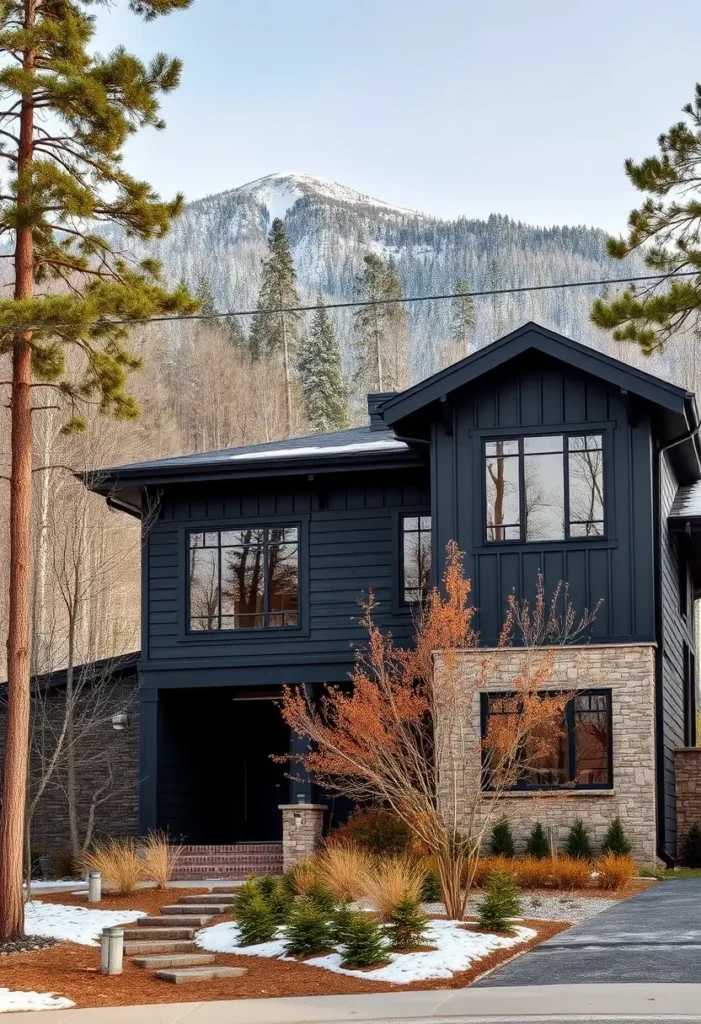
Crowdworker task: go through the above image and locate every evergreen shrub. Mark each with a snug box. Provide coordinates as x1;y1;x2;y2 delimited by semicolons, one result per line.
565;819;593;859
385;896;429;950
420;870;443;903
490;818;515;857
601;818;632;856
525;822;549;859
682;823;701;868
237;891;277;946
340;911;388;968
477;871;523;933
284;898;334;957
328;807;412;856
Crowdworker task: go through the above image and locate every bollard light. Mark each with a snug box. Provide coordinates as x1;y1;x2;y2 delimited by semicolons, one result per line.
88;871;102;903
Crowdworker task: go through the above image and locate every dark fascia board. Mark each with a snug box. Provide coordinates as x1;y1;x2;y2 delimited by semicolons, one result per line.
89;448;423;503
380;322;692;424
0;651;140;693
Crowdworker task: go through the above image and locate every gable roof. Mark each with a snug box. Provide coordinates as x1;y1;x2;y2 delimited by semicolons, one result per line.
380;322;695;425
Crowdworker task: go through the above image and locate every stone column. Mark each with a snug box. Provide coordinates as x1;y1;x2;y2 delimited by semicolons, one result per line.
674;747;701;857
278;803;326;871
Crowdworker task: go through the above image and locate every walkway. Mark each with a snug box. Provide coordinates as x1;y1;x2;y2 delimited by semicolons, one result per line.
2;984;701;1023
477;879;701;986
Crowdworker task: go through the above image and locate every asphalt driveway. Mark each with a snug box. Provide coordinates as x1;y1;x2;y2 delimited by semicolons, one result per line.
477;879;701;986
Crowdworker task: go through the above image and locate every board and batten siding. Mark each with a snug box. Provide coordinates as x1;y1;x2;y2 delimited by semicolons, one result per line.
659;450;696;857
430;357;656;645
142;468;430;680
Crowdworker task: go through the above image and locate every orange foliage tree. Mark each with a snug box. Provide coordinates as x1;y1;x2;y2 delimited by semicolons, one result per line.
281;543;597;919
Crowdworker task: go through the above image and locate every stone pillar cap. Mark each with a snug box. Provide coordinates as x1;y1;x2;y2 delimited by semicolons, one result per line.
278;803;327;810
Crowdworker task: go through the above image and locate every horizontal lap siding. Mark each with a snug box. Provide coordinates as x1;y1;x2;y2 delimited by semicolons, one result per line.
144;471;429;669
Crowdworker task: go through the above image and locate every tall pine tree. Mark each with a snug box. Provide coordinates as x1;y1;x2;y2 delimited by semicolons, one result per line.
0;0;195;941
451;278;476;356
297;297;348;432
194;275;245;347
249;218;301;434
354;252;408;392
591;83;701;351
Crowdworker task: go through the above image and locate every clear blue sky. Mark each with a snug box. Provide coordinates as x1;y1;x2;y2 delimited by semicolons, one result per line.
95;0;701;232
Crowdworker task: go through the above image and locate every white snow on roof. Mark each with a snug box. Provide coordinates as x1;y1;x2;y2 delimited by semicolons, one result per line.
227;439;409;461
670;480;701;517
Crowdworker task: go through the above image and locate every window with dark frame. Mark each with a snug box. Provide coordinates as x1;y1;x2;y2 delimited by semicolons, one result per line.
485;433;604;543
188;526;299;631
480;689;612;790
402;514;431;602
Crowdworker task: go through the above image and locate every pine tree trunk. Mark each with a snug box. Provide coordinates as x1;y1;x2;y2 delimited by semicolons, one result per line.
0;0;36;941
65;613;80;857
281;312;292;436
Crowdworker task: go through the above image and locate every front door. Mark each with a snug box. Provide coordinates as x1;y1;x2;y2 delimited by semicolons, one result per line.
230;696;289;841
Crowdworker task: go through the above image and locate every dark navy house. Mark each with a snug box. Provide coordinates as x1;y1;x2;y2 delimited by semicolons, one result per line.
92;323;701;868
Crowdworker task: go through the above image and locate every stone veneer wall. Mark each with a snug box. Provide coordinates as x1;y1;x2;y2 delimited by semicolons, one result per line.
279;803;326;871
435;644;658;865
674;747;701;854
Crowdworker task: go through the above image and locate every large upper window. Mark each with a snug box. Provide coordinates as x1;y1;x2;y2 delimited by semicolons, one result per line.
481;690;612;790
188;526;299;631
402;515;431;602
485;433;604;543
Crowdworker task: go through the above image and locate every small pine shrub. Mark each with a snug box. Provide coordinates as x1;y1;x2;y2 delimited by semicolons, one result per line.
490;818;515;857
233;877;260;919
257;875;278;900
330;901;355;946
328;806;412;856
237;891;277;946
420;870;443;903
477;871;523;933
269;879;295;924
601;818;632;857
596;853;637;890
565;819;593;860
682;823;701;868
306;879;338;915
385;896;429;951
340;912;388;968
525;822;549;860
284;898;334;956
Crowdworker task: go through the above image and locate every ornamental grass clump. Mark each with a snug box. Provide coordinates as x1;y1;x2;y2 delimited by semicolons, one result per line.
315;845;373;903
340;911;388;968
552;855;592;890
286;859;319;896
596;853;637;890
81;838;143;895
601;817;632;856
361;856;427;920
490;818;515;857
472;856;517;888
140;831;181;889
236;891;278;947
284;898;334;957
525;822;550;859
385;896;429;951
565;819;593;860
477;871;523;934
515;855;554;890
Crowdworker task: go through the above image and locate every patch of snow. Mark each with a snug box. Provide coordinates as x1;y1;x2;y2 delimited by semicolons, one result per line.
197;918;536;984
236;173;418;217
227;439;408;461
0;988;74;1013
24;880;86;890
24;901;145;947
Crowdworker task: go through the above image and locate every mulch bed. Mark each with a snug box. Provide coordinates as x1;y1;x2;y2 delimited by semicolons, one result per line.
0;918;569;1008
33;887;209;915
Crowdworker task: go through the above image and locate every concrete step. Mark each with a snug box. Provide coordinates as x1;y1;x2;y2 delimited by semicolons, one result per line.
178;893;236;905
209;886;244;893
161;904;229;916
131;953;216;970
138;915;213;928
123;939;197;956
123;927;196;941
156;966;248;985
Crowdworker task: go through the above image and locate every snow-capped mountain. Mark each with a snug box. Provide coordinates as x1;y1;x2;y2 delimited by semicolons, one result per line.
132;172;641;378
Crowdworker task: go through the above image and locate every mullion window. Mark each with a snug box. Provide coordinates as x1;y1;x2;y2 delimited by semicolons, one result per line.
189;526;299;631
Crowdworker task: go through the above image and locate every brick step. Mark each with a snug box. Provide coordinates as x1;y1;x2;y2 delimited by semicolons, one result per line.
124;939;197;956
175;856;283;866
172;872;276;881
162;903;231;916
156;966;248;985
138;915;213;928
131;953;216;970
178;893;236;905
123;927;196;941
177;845;281;853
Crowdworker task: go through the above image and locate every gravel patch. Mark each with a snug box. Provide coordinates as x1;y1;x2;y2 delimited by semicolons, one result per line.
423;893;619;923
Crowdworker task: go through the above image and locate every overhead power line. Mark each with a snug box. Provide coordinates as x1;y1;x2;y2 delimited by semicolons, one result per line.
2;270;699;332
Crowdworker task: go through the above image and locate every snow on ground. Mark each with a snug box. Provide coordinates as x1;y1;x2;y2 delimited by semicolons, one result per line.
197;918;536;984
24;880;87;890
0;989;74;1013
24;901;144;947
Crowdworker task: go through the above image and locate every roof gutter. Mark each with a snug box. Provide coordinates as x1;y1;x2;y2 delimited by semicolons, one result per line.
653;397;701;867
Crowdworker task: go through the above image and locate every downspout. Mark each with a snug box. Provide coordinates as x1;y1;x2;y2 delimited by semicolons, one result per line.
653;397;701;866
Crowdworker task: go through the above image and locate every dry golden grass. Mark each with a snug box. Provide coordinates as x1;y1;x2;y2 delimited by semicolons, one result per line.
471;856;517;888
288;858;319;896
595;853;637;890
315;844;373;902
552;855;592;890
81;838;143;894
140;831;181;889
515;855;554;889
361;855;427;919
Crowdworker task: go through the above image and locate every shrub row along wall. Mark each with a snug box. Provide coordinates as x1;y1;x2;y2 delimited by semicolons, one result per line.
435;644;658;865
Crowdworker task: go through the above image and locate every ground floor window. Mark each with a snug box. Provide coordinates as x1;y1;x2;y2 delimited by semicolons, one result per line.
480;689;612;789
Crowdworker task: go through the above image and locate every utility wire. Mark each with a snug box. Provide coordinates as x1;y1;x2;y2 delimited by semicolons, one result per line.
2;269;698;332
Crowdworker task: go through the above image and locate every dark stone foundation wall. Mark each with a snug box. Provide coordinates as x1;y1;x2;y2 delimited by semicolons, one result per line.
0;676;140;858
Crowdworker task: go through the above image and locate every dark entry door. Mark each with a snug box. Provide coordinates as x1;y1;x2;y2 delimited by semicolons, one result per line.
230;697;289;841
